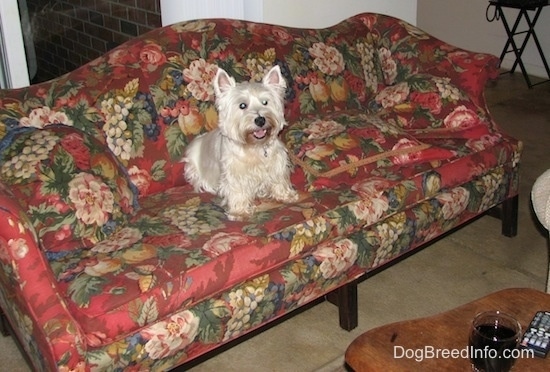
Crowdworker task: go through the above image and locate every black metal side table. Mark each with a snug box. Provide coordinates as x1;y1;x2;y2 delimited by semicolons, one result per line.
488;1;550;88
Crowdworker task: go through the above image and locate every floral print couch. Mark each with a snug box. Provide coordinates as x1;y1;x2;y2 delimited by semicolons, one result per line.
0;13;521;371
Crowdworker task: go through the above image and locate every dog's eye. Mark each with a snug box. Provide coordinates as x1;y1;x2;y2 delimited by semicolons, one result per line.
261;100;268;106
239;103;247;110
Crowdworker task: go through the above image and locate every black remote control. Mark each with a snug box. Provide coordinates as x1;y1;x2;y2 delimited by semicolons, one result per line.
520;311;550;358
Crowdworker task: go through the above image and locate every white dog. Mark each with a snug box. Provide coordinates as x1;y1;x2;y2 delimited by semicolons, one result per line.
183;65;299;221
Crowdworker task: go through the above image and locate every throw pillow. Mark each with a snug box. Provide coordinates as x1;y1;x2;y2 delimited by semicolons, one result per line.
284;110;451;189
370;74;494;137
0;125;138;252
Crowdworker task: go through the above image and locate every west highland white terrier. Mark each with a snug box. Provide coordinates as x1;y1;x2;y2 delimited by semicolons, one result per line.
183;65;299;221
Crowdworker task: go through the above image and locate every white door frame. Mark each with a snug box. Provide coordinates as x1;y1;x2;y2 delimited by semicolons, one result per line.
0;0;30;88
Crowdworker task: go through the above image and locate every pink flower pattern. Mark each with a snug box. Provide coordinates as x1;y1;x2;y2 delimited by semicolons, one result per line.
19;106;73;128
142;311;200;360
309;42;346;75
68;173;115;226
313;239;358;279
183;59;218;101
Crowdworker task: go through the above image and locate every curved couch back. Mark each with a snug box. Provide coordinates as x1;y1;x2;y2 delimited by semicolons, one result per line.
1;13;485;197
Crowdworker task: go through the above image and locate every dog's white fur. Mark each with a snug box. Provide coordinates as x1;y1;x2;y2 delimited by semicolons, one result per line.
183;65;299;220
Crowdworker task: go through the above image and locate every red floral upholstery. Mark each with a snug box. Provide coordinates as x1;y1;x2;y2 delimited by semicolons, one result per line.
0;13;520;371
372;74;496;137
0;126;138;252
284;110;455;190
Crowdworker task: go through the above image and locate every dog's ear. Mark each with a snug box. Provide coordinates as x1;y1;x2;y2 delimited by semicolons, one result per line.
214;67;236;96
262;65;287;90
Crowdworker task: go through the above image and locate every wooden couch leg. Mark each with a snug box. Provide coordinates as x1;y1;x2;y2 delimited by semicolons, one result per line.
501;195;518;237
487;195;519;237
326;281;358;331
0;309;10;337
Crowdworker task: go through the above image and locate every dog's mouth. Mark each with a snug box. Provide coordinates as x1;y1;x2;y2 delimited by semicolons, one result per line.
246;126;272;143
253;129;268;139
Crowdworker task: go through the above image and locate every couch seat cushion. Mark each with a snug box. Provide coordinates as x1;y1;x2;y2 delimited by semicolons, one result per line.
48;186;311;343
0;126;138;252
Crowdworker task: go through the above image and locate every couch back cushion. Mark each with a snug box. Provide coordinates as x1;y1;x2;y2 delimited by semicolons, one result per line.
0;14;387;197
89;16;386;195
369;74;495;137
370;15;499;107
283;110;456;190
0;126;138;252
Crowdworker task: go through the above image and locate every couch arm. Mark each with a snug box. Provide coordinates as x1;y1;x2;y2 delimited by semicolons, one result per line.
0;183;86;371
375;15;500;107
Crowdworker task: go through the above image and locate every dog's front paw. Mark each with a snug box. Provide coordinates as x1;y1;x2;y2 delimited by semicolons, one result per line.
280;189;299;203
225;200;256;221
222;193;256;221
226;207;255;221
272;184;299;204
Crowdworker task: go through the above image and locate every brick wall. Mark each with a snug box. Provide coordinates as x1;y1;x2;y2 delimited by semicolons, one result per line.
26;0;162;83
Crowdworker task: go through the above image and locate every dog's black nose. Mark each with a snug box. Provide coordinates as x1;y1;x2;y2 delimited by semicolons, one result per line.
255;116;266;127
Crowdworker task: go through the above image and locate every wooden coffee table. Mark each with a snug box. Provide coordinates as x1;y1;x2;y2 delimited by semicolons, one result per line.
345;288;550;371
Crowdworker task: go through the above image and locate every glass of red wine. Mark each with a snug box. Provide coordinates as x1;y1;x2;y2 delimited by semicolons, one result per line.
469;310;522;372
